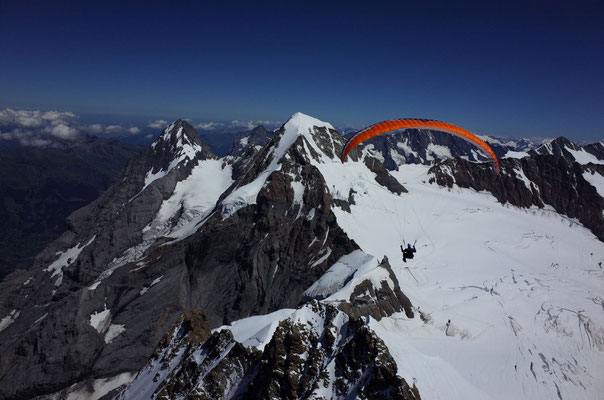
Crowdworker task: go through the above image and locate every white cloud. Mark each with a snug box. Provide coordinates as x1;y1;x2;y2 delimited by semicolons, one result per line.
148;119;167;129
104;125;124;134
82;124;104;134
231;120;277;130
43;123;79;139
195;121;223;131
0;128;56;147
0;108;142;147
0;108;77;128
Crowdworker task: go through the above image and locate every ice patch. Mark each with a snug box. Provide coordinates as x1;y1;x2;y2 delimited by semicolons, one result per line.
139;275;163;295
215;308;295;351
44;236;96;286
0;309;20;333
89;306;111;333
66;372;134;400
397;140;419;158
583;169;604;196
304;250;374;299
504;150;529;159
566;146;602;165
426;143;452;160
311;246;332;268
105;324;126;344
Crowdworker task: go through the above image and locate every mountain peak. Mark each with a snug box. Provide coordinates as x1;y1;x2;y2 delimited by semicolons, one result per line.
138;120;214;189
283;112;334;133
155;119;202;149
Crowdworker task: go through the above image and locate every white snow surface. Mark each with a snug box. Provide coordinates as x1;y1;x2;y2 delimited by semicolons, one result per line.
325;163;604;400
504;150;529;158
44;236;95;286
583;169;604;197
66;372;134;400
89;305;125;344
0;309;20;333
566;146;603;165
214;308;296;351
89;306;111;333
105;324;126;344
144;159;232;241
426;143;453;160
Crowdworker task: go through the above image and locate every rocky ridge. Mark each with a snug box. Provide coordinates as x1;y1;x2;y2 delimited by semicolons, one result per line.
117;300;420;400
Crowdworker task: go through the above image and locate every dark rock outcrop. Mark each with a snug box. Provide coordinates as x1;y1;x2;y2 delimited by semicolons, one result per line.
339;256;414;320
364;157;407;194
119;301;421;400
429;156;604;241
359;129;492;170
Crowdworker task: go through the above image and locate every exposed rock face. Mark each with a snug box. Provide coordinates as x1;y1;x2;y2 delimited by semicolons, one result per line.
359;129;495;170
364;157;407;194
428;156;604;240
584;142;604;160
530;136;604;163
357;129;603;172
118;301;421;400
339;256;414;320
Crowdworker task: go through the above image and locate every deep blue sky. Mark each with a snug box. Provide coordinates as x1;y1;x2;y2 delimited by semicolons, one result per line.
1;0;603;140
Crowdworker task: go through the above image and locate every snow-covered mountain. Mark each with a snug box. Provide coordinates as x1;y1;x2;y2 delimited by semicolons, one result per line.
530;136;604;164
359;128;603;171
0;113;602;399
229;125;274;156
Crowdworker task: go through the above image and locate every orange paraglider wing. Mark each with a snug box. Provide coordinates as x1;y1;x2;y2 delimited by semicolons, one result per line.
341;118;500;174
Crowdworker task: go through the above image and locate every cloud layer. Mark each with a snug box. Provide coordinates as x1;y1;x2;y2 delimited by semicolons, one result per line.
0;108;143;147
0;108;282;148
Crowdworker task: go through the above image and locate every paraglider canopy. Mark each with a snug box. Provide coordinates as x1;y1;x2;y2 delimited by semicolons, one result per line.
341;118;500;174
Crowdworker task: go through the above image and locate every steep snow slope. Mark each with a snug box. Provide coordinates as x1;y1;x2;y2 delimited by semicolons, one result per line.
327;164;604;400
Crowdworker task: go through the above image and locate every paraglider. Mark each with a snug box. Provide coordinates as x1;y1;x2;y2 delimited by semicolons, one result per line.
340;118;500;174
400;241;416;262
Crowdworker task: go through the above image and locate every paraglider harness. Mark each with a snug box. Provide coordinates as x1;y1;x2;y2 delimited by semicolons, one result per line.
401;240;416;263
